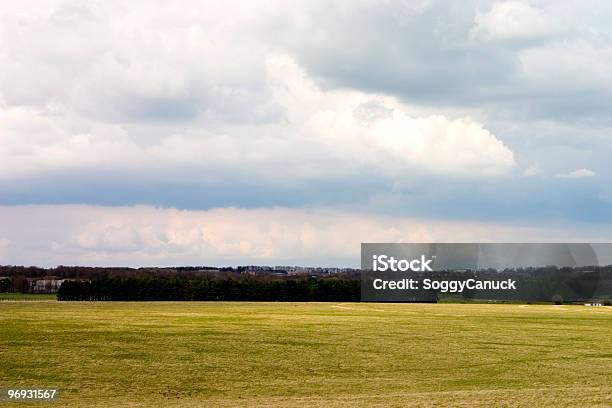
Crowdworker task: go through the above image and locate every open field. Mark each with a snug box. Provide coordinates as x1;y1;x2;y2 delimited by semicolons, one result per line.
0;302;610;407
0;293;56;301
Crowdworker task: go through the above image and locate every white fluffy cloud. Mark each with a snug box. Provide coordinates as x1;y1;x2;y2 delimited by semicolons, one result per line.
556;168;595;179
6;0;611;190
0;1;279;123
0;204;601;267
0;54;514;181
471;1;564;43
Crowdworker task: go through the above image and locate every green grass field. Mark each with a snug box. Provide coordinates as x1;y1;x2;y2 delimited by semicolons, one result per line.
0;302;610;407
0;293;56;301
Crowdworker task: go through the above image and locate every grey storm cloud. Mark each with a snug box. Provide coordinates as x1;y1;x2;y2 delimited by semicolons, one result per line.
273;0;612;123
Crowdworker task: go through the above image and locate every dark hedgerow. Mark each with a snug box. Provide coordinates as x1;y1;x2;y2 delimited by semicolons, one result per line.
57;277;360;302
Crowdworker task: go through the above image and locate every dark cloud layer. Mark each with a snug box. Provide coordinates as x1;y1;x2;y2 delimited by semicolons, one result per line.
278;0;612;122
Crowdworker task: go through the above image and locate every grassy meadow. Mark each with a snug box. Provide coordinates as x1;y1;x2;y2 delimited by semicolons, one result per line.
0;302;610;407
0;293;56;301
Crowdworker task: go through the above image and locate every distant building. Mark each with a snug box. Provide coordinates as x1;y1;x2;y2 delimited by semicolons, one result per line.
25;277;66;294
23;277;88;294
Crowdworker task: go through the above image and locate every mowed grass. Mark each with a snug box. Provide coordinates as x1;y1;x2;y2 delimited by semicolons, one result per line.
0;302;610;407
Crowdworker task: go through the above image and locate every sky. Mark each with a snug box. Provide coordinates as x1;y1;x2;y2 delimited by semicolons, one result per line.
1;0;612;267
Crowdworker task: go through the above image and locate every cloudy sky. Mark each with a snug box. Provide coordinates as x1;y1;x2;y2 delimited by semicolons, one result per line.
2;0;612;267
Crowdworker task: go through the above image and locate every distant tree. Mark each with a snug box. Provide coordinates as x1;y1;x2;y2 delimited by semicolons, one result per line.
0;278;9;292
551;294;563;305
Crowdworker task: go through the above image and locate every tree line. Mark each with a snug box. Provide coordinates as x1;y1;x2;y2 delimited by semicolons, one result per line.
57;277;361;301
0;265;241;280
4;264;611;302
